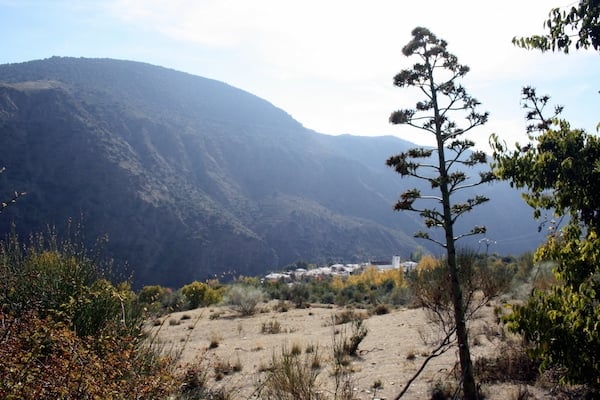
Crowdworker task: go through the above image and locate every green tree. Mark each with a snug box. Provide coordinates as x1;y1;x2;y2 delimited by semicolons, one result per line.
513;0;600;53
138;284;169;305
181;281;208;309
181;280;222;309
491;88;600;389
386;27;493;400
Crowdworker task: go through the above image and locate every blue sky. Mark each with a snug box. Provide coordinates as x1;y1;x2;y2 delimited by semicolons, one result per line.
1;0;598;152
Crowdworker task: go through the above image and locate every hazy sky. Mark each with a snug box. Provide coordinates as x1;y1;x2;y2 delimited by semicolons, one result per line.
2;0;598;152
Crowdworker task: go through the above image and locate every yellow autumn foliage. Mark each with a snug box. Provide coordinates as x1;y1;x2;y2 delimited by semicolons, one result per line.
336;266;405;289
416;254;440;271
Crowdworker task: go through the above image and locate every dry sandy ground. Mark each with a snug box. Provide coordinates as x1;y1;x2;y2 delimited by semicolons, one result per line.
149;301;551;400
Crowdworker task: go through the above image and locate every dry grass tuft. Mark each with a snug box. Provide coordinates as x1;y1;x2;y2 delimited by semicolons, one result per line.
208;333;221;349
258;345;323;400
474;343;539;384
262;319;283;334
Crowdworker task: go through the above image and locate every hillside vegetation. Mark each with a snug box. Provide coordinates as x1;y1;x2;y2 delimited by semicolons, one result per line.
0;226;550;399
0;57;542;287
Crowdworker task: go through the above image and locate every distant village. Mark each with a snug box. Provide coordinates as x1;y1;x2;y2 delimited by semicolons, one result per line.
263;255;418;282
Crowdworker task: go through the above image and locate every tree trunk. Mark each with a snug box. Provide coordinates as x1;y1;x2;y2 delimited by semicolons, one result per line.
439;162;477;399
446;239;477;399
429;59;477;400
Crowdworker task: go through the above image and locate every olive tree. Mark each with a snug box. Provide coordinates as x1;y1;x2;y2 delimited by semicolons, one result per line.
387;27;494;400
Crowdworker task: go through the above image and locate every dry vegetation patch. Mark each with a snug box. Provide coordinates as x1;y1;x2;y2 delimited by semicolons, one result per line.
149;300;553;399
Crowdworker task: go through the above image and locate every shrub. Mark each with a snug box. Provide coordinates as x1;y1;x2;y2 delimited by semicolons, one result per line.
333;308;367;325
262;319;283;334
330;326;356;400
179;362;232;400
203;285;224;307
290;283;311;308
274;300;290;312
474;343;539;384
513;252;535;283
209;333;221;349
372;379;384;397
138;284;170;309
181;280;223;309
371;303;390;315
342;319;368;357
0;310;177;399
162;288;186;312
410;249;512;336
259;345;323;400
305;344;316;354
333;317;368;362
209;310;222;320
430;380;457;400
0;230;140;337
225;285;265;316
387;285;413;306
213;358;241;380
0;230;179;399
290;343;302;356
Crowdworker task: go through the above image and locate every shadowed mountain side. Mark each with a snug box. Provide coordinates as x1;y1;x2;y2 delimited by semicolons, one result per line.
0;58;541;287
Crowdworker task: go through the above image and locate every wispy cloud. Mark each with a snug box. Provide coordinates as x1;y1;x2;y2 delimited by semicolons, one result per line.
98;1;600;149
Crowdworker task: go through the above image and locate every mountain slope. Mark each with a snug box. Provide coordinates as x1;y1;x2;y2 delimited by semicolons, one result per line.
0;57;542;287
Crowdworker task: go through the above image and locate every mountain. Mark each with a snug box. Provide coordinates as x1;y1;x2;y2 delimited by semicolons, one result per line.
0;57;543;288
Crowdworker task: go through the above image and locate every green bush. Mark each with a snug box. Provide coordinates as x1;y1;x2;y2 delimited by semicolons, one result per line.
225;285;265;316
181;281;223;310
0;231;138;337
0;230;179;399
181;281;208;309
138;284;171;312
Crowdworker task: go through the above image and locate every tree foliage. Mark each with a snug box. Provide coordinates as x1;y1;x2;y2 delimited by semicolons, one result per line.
387;27;493;247
387;27;493;400
513;0;600;53
493;87;600;229
491;88;600;389
138;284;169;304
181;280;223;309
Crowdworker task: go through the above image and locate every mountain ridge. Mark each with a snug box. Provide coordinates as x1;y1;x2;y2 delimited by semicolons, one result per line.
0;57;543;287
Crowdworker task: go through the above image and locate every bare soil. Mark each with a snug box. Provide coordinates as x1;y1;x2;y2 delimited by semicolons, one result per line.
149;301;551;399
